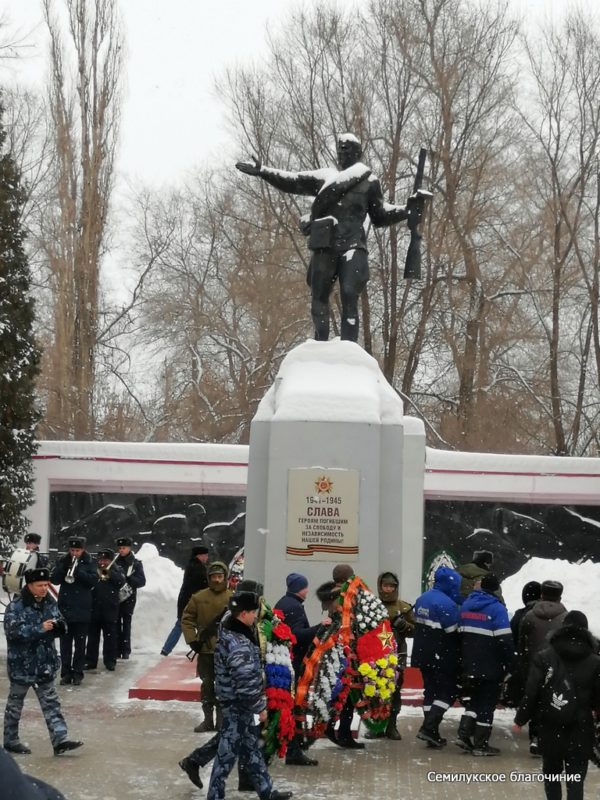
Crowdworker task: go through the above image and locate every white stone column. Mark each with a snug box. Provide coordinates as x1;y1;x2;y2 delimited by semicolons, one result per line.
244;339;426;619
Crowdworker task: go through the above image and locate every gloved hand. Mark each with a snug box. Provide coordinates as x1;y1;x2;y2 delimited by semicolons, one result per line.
189;640;203;654
235;155;262;176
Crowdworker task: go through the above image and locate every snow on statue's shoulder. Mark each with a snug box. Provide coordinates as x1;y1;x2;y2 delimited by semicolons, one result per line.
254;339;404;425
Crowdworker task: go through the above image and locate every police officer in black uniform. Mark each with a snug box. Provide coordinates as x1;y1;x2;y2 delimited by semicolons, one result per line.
114;536;146;659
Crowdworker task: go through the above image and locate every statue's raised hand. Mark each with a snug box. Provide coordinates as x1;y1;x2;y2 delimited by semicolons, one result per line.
235;155;262;176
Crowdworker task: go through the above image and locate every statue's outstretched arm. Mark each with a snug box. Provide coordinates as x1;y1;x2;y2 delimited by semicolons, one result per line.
367;178;409;227
236;156;328;197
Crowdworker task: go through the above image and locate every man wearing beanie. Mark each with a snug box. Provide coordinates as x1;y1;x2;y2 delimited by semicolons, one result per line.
3;568;83;756
182;561;232;732
456;574;514;755
514;609;600;799
457;550;493;598
161;544;210;656
50;536;97;686
202;591;292;800
274;573;323;766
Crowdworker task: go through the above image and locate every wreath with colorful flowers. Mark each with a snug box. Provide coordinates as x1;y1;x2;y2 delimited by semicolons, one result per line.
296;576;398;737
259;605;297;759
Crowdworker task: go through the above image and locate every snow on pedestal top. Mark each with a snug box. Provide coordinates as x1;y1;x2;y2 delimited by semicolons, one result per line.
254;338;404;425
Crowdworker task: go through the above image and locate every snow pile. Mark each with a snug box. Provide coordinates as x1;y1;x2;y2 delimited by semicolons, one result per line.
254;338;404;424
131;543;184;654
502;556;600;637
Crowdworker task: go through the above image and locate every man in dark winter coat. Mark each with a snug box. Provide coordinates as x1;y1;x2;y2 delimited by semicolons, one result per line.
514;610;600;800
114;536;146;660
85;549;125;671
412;565;462;748
457;550;493;599
236;134;427;342
204;591;292;800
50;536;97;686
455;574;515;756
0;747;66;800
503;580;541;711
3;567;83;756
519;580;568;678
161;545;209;656
274;573;322;765
182;561;232;732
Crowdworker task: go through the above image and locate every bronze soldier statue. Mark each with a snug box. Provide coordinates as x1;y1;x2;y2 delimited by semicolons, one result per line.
236;133;429;342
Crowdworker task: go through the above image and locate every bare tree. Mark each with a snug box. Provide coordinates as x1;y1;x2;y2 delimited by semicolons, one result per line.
38;0;122;439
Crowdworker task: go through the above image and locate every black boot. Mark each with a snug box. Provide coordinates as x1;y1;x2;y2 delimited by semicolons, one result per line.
417;707;446;748
454;714;476;751
215;705;223;730
285;736;319;765
385;710;402;741
194;703;215;733
53;740;84;756
268;792;293;800
179;757;203;788
471;723;500;756
237;767;254;791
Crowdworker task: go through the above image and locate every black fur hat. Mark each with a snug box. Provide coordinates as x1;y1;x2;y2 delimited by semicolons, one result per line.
25;567;51;583
116;537;133;547
480;574;500;594
68;536;86;549
98;549;114;560
24;533;42;545
316;580;341;603
229;591;260;613
541;580;563;601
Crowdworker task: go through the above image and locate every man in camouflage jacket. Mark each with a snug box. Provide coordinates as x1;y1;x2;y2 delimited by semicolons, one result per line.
3;568;82;756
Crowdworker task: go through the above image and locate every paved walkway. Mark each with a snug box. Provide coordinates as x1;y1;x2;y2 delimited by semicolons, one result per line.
1;653;599;799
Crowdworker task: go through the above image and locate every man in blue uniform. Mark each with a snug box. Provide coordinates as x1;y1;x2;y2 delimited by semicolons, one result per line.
456;573;514;755
412;565;462;747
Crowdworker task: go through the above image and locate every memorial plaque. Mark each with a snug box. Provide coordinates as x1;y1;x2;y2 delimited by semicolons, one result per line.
286;467;359;561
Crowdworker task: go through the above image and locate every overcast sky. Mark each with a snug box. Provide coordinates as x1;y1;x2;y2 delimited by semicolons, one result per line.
2;0;571;188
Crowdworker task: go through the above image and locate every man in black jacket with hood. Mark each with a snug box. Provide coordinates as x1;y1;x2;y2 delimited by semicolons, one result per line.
514;610;600;799
161;545;209;656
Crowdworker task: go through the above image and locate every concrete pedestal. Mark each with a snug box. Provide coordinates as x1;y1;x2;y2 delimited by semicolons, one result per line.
244;339;425;619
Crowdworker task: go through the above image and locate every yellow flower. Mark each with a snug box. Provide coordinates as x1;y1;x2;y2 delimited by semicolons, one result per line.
385;668;395;678
380;689;391;701
358;663;371;676
364;684;376;697
368;669;378;680
388;654;398;666
375;658;387;668
387;681;396;691
376;677;387;688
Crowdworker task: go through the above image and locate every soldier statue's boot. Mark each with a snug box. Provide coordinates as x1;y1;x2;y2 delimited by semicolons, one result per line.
454;714;476;752
194;703;215;733
471;723;500;756
385;710;402;740
417;707;446;748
